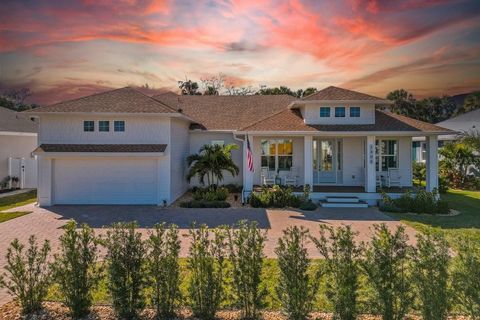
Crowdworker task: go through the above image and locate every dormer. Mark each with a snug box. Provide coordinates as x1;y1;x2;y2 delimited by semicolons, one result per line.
289;86;392;125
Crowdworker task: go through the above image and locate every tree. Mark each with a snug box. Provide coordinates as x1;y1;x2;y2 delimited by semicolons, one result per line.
386;89;417;117
439;141;479;186
461;129;480;152
296;87;317;98
178;78;201;95
186;143;240;187
257;85;296;96
0;88;38;111
457;91;480;115
201;74;225;95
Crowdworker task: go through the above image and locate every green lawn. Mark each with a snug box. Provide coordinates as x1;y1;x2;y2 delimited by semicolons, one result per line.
0;189;36;223
386;189;480;248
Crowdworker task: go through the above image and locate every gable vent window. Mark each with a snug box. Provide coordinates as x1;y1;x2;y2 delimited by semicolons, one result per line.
350;107;360;117
99;121;110;132
83;121;94;132
335;107;346;117
320;107;330;117
114;121;125;132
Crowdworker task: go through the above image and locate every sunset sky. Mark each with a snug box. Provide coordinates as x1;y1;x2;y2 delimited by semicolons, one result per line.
1;0;479;105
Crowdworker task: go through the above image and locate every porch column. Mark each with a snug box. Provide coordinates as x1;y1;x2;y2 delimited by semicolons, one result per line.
243;136;254;192
304;135;313;190
425;135;439;192
365;135;376;192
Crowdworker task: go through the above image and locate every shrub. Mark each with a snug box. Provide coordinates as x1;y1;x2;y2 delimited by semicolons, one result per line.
413;162;426;185
0;236;51;315
180;200;231;208
248;185;301;208
51;221;99;319
104;222;146;319
188;224;227;320
227;221;267;319
193;186;229;201
379;189;450;214
298;200;317;211
411;232;450;320
312;225;360;320
275;226;319;320
147;223;181;319
451;237;480;318
361;224;413;320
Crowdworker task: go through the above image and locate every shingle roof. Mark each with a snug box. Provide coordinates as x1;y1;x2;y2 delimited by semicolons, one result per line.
34;144;167;153
241;109;455;133
0;107;38;133
302;86;390;102
25;87;179;114
153;93;296;130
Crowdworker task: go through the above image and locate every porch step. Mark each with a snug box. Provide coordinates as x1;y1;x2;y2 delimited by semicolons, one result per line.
326;196;360;203
320;200;368;208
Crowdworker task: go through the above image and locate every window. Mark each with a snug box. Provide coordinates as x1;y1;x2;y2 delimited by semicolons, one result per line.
99;121;110;132
261;139;293;172
350;107;360;117
376;139;398;171
320;107;330;117
211;140;224;146
83;121;94;132
114;120;125;132
335;107;345;117
337;140;342;171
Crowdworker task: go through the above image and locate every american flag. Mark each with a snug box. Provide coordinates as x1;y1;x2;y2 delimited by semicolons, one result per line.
246;135;254;172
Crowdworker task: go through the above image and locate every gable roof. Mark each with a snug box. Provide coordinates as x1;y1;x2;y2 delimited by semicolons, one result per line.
153;93;296;130
25;87;179;114
436;108;480;132
0;107;38;133
302;86;390;102
241;109;455;134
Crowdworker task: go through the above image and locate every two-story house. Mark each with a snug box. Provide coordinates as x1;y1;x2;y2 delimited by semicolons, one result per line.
26;86;453;206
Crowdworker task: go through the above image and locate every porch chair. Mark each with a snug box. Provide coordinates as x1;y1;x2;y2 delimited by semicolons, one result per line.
376;172;383;188
386;168;402;188
261;167;275;185
284;167;298;186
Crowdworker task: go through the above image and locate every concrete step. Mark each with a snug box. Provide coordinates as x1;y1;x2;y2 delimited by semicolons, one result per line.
326;196;360;203
320;201;368;208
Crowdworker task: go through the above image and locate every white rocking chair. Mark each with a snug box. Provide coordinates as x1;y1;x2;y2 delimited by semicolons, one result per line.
261;167;275;185
386;168;402;188
284;167;298;186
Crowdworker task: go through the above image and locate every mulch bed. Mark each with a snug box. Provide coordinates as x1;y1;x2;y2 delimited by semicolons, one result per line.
0;301;470;320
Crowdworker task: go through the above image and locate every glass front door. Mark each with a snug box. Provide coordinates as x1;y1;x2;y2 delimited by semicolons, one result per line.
313;139;336;184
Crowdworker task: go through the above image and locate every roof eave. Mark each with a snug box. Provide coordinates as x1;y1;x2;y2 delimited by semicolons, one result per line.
288;100;393;108
236;130;453;136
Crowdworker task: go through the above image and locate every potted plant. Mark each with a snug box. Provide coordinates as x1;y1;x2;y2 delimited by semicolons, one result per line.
10;176;19;189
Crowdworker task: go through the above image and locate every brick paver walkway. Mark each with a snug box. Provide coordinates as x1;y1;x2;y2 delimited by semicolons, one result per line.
0;204;417;306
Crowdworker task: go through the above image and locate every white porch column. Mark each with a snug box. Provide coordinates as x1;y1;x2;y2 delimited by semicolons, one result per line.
243;135;254;192
426;135;439;192
38;156;53;206
304;135;313;190
365;135;376;192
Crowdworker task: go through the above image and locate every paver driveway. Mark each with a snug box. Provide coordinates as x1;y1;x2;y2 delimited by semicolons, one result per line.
0;203;417;305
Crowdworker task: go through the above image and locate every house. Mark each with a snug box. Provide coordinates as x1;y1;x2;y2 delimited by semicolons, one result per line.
0;107;38;190
25;86;453;206
412;108;480;163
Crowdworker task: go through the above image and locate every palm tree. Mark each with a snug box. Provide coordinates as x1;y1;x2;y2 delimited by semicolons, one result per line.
186;143;240;187
439;142;478;186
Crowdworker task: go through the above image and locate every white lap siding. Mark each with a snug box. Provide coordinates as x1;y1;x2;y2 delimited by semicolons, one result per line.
170;119;190;202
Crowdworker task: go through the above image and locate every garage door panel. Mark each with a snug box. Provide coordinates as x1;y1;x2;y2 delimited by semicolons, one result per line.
53;158;158;205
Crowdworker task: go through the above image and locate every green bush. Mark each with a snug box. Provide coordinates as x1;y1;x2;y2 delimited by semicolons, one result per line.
413;162;426;185
380;189;450;214
248;185;301;208
193;186;229;201
312;225;360;320
188;224;227;320
275;226;319;320
147;223;181;319
0;236;51;315
412;232;450;320
51;221;99;319
451;237;480;318
180;200;231;208
299;200;317;211
361;224;413;320
227;221;267;320
104;222;146;319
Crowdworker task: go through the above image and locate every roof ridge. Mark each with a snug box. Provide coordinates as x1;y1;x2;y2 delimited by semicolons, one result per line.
302;85;386;101
132;88;180;113
240;107;292;131
377;110;454;132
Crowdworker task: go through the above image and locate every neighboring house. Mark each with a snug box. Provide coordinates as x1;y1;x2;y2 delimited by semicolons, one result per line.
0;107;38;189
26;86;452;206
412;108;480;162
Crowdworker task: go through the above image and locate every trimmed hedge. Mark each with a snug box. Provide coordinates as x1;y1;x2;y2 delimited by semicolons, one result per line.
180;200;231;208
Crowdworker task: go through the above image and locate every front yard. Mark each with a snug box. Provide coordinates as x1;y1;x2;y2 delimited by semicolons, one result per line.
386;189;480;248
0;190;36;223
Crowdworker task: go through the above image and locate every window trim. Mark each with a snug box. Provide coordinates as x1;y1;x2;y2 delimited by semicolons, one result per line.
211;140;225;146
99;120;110;132
319;107;331;118
260;139;293;172
335;106;346;117
376;139;399;172
83;120;94;132
114;120;125;132
350;106;360;117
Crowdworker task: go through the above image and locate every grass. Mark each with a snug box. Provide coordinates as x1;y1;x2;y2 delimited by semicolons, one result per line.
0;189;36;223
386;189;480;248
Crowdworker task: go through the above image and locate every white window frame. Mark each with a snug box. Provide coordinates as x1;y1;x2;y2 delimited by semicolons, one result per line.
260;139;293;172
376;139;399;172
350;107;360;117
99;120;110;132
83;120;94;132
114;120;125;132
320;107;330;118
335;106;346;117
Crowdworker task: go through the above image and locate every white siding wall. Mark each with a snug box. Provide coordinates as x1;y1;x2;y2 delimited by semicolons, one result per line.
188;132;243;186
342;137;365;186
302;103;375;125
170;119;190;201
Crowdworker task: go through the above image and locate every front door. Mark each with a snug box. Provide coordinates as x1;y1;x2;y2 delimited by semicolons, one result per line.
313;139;336;184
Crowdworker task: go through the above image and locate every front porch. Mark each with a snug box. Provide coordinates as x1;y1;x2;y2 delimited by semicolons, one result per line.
253;185;416;193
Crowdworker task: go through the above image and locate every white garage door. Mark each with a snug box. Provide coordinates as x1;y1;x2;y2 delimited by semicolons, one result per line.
53;158;158;205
